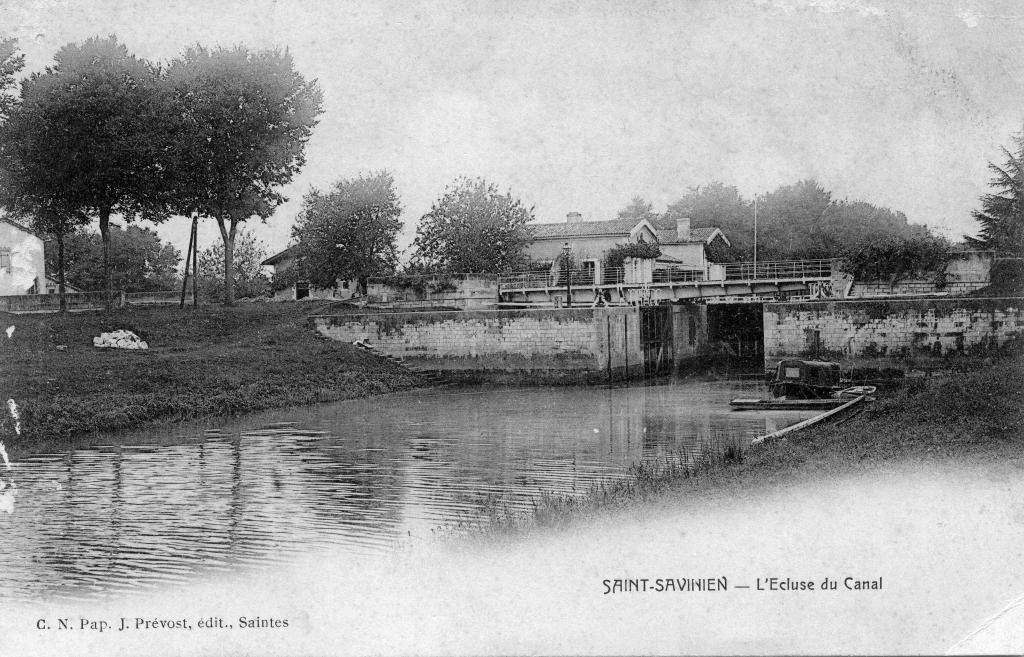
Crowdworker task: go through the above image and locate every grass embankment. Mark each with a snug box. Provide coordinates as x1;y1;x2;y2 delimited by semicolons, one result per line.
0;302;422;455
473;355;1024;535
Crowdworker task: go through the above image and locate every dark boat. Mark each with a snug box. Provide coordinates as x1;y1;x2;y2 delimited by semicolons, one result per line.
729;359;876;411
767;359;842;399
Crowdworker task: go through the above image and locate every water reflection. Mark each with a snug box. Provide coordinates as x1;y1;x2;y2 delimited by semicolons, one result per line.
0;380;814;600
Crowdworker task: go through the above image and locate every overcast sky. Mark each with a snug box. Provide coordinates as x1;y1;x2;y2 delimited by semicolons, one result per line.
4;0;1023;260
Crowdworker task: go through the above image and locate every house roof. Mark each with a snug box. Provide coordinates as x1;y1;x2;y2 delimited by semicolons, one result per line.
531;216;730;247
529;218;646;239
1;216;46;240
649;218;731;246
261;246;296;266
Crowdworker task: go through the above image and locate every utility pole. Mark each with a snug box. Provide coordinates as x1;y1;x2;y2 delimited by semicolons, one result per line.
562;242;572;307
180;215;196;308
753;196;758;277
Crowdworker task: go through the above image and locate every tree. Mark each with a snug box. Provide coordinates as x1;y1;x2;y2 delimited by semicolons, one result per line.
967;128;1024;256
197;229;270;301
664;182;753;262
46;224;181;293
616;195;658;223
0;37;24;122
165;45;323;305
3;36;172;311
0;37;91;311
410;177;535;273
664;179;933;263
290;171;402;293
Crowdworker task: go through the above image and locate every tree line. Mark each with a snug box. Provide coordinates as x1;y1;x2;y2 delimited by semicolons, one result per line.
1;34;1019;303
284;154;1022;290
0;35;322;310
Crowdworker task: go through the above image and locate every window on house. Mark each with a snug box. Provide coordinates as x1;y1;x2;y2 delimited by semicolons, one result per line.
296;281;310;300
341;280;349;289
0;248;11;272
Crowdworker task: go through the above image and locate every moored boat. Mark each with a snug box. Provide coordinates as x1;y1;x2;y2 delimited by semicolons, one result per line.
730;360;877;411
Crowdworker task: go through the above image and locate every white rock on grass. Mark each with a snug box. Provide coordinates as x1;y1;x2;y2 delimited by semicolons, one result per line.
93;329;149;350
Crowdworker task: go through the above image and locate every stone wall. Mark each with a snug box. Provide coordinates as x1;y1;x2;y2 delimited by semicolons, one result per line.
312;307;644;382
366;275;498;310
764;297;1024;370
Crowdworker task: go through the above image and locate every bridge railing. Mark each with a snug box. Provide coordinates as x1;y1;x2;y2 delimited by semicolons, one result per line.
603;267;625;284
498;271;555;290
723;259;832;281
652;268;704;283
499;269;600;289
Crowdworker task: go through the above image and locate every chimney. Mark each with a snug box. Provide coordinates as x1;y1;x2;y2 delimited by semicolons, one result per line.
566;212;582;224
675;216;691;242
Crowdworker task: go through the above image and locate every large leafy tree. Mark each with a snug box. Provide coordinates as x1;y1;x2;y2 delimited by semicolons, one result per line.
165;45;323;305
967;129;1024;256
0;37;23;122
410;177;535;273
664;182;753;261
197;228;270;301
0;38;91;310
1;36;172;311
290;171;402;293
45;224;181;293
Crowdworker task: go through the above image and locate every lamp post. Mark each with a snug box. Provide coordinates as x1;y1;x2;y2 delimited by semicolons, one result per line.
562;242;572;307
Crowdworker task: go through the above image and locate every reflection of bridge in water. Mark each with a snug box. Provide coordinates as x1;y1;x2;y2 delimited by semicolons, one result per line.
498;259;841;305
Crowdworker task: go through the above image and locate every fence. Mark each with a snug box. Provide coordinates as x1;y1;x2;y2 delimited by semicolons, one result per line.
723;259;833;281
0;290;188;312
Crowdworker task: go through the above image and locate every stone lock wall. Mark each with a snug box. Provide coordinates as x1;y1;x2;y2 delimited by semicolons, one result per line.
312;307;644;382
764;297;1024;370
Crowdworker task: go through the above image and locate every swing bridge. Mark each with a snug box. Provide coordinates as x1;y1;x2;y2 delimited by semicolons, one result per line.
496;258;842;307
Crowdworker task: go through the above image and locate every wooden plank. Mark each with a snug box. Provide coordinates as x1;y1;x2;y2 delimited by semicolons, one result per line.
749;395;866;447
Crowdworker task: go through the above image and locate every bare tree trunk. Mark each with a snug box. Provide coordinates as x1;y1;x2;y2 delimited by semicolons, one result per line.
218;217;237;306
99;206;112;312
57;230;67;313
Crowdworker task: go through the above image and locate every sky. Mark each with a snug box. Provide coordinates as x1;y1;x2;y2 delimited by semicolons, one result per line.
3;0;1023;262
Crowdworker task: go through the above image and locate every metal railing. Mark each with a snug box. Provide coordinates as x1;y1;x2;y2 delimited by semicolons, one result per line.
652;268;704;283
499;269;604;289
603;267;625;284
497;259;833;291
723;259;833;281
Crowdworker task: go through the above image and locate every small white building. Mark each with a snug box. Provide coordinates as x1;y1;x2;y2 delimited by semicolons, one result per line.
261;246;359;301
0;217;46;296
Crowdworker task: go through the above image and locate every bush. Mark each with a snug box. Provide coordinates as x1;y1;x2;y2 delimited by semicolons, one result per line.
603;242;663;269
841;235;952;282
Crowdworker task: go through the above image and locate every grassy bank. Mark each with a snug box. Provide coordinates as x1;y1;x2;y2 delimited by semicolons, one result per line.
468;355;1024;536
0;302;423;455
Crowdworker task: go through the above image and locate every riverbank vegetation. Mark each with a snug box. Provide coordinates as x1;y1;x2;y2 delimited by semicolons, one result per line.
464;355;1024;537
0;303;421;455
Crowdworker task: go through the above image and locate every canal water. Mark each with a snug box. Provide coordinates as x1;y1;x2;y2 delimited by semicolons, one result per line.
0;380;815;601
